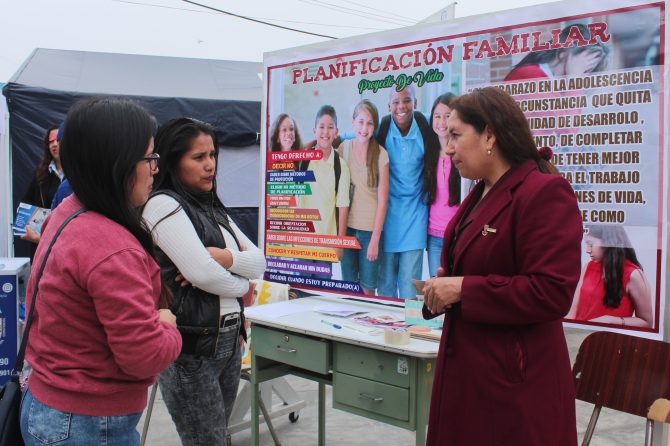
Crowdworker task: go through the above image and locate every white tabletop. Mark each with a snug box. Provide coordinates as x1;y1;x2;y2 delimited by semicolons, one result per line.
245;295;440;358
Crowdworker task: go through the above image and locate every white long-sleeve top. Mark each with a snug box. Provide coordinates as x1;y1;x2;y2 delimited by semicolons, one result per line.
143;193;266;315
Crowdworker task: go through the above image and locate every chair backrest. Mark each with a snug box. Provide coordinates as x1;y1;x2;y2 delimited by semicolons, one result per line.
573;331;670;418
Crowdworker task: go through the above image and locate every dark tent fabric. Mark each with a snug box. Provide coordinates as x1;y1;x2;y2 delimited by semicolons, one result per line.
4;49;262;257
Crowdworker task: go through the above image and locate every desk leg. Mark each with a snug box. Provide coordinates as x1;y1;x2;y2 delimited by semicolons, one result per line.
415;358;435;446
251;353;260;446
318;382;326;446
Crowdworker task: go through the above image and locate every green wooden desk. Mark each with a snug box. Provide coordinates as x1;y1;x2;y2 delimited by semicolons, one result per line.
246;296;439;445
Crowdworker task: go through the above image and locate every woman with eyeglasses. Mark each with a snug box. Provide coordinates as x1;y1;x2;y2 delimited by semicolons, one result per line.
20;97;181;446
142;117;266;445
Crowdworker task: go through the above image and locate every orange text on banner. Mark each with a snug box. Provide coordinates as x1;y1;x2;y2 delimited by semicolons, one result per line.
266;245;338;262
268;196;297;207
267;231;361;249
268;208;321;221
270;161;296;170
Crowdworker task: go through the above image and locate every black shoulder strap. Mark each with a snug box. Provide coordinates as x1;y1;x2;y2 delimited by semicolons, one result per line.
299;159;310;172
331;150;344;234
298;149;340;195
376;115;392;146
333;150;341;195
413;111;436;145
15;207;86;375
415;111;440;165
376;112;434;147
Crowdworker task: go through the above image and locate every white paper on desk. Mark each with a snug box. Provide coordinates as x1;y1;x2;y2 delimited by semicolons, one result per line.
246;301;312;319
313;304;368;318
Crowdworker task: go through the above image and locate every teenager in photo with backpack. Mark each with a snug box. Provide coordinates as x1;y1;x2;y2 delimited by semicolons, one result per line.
376;86;439;299
298;105;350;264
337;100;389;295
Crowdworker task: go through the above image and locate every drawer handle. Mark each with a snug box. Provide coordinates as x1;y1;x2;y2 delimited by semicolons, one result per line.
359;392;384;403
276;346;297;354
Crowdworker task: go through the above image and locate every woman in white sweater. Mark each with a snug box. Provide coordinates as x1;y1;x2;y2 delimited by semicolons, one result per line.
142;117;266;446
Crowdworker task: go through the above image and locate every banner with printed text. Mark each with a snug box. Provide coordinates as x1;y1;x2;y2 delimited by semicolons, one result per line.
261;0;668;339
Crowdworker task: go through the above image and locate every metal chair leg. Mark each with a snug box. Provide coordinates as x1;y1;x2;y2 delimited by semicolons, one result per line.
140;382;159;446
581;405;602;446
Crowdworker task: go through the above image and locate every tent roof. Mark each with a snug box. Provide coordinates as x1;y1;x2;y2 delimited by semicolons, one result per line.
8;48;262;101
5;49;264;258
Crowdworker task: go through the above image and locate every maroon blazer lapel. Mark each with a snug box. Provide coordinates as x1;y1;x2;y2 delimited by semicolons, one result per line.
425;161;539;320
450;161;538;274
439;181;481;274
424;187;482;319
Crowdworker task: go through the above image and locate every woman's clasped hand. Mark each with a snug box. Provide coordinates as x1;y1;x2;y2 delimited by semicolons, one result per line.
423;275;462;314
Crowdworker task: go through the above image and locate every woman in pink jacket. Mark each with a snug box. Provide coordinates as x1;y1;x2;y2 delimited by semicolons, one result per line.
20;97;182;446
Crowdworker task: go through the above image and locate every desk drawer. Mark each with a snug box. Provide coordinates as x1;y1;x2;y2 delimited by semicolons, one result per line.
252;325;331;374
334;343;411;387
333;372;409;421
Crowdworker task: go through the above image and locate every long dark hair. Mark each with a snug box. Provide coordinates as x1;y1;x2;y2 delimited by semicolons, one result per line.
587;225;642;309
60;97;156;255
269;114;303;152
425;93;460;206
151;117;232;221
506;23;608;78
35;125;59;184
450;87;558;174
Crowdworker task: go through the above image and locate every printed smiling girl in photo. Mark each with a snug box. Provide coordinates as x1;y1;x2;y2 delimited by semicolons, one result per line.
338;100;389;295
424;93;461;277
269;113;303;152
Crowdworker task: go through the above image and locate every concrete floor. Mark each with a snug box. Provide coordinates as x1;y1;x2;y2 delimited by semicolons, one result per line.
139;328;653;445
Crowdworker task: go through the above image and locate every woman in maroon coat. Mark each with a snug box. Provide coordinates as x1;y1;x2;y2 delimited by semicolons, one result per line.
422;87;582;446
